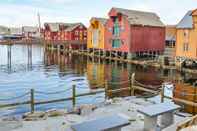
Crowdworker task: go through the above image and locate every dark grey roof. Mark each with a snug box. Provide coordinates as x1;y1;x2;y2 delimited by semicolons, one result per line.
91;17;108;25
177;11;193;29
113;7;165;27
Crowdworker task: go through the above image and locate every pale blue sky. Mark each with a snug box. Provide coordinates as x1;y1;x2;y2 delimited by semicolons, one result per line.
0;0;196;27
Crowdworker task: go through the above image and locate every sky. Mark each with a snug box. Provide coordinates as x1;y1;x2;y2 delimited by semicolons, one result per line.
0;0;196;27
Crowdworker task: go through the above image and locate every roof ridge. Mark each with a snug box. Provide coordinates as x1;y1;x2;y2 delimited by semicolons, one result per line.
112;7;157;15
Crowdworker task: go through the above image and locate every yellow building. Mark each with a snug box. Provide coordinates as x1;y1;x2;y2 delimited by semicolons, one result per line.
176;9;197;66
87;17;107;51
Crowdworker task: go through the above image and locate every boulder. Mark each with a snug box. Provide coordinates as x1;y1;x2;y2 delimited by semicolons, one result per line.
23;111;47;121
46;109;67;117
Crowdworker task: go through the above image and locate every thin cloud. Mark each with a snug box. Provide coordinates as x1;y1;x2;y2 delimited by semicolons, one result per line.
0;0;196;27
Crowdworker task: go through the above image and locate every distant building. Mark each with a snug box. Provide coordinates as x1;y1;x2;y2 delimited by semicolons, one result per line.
87;17;108;52
9;27;23;36
105;7;165;59
176;9;197;67
163;25;177;65
165;25;176;48
0;26;9;35
43;23;87;41
22;26;40;39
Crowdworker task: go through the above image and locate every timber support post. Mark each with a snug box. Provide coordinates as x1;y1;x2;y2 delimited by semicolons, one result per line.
72;85;76;108
130;73;135;96
30;89;35;113
161;83;165;103
105;80;108;99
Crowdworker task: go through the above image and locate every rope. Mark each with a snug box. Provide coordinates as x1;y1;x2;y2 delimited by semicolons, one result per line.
0;92;30;101
35;88;72;95
108;80;130;85
91;83;105;88
134;79;162;88
91;95;104;102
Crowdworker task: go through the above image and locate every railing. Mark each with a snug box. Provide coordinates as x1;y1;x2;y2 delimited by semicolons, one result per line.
176;115;197;131
1;73;197;116
0;85;105;113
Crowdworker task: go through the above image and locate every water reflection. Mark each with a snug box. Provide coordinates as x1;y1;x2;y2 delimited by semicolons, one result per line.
0;44;196;116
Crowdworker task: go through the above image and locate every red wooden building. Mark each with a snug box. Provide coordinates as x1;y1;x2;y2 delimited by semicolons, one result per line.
44;22;87;41
105;7;165;59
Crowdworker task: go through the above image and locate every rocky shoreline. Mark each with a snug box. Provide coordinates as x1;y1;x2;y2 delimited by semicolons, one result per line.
0;96;193;131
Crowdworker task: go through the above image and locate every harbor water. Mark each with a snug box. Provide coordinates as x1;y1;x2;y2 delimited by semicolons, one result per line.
0;44;194;117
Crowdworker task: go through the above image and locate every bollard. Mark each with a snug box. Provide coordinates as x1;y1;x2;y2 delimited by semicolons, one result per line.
105;80;108;99
72;85;76;108
30;89;35;113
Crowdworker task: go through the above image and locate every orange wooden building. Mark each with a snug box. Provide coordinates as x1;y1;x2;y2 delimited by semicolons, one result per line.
174;81;197;114
176;9;197;66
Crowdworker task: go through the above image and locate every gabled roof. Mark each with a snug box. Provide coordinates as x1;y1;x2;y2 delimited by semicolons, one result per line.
191;9;197;16
44;23;62;32
165;25;176;41
64;23;84;31
111;7;165;27
44;22;85;32
90;17;108;25
176;11;193;29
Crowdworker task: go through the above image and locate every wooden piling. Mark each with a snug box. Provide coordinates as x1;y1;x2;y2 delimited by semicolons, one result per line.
72;85;76;107
161;84;164;103
130;73;135;96
30;89;35;113
105;80;108;99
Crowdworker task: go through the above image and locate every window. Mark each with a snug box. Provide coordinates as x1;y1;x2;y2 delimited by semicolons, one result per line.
183;43;189;51
183;30;189;39
112;39;121;48
75;31;78;35
113;18;120;36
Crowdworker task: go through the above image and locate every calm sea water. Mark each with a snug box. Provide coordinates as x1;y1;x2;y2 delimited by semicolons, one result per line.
0;44;188;117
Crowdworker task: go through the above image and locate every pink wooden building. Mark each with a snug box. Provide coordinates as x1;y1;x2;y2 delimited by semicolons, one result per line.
105;7;165;59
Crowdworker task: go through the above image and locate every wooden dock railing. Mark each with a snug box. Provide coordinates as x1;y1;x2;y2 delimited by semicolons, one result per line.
0;73;196;115
176;115;197;131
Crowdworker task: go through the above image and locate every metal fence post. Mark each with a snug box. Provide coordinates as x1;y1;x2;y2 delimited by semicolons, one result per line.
30;89;35;113
72;85;76;108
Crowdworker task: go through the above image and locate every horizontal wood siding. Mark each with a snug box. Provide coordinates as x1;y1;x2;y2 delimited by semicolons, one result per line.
130;26;165;53
174;83;197;114
105;11;130;52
